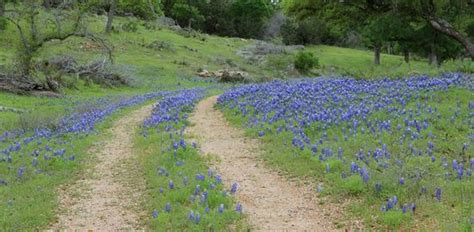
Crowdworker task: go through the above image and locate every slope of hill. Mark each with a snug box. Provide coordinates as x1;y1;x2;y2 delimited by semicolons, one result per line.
0;13;472;130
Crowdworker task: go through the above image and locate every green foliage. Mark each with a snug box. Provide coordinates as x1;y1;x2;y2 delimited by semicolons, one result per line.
281;16;330;45
379;210;412;229
120;20;139;32
342;175;366;196
230;0;274;38
294;51;319;73
86;0;162;20
221;87;473;230
171;3;204;29
135;106;246;230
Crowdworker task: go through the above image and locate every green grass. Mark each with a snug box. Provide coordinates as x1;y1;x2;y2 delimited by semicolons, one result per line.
1;8;472;127
220;87;473;230
134;95;246;231
0;99;158;230
0;6;472;231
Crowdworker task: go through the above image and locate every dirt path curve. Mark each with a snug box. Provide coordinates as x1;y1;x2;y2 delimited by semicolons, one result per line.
188;96;339;231
51;104;153;231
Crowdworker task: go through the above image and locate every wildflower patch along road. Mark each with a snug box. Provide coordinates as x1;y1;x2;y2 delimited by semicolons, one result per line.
52;104;153;230
188;96;339;231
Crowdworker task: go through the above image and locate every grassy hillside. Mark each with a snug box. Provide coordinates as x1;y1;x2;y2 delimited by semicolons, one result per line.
0;12;472;130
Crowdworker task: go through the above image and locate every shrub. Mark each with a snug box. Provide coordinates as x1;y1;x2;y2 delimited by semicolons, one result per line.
281;17;331;45
120;20;139;32
294;51;319;73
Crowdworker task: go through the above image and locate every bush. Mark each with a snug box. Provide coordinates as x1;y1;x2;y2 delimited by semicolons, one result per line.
86;0;162;20
294;51;319;73
120;20;139;32
281;17;331;45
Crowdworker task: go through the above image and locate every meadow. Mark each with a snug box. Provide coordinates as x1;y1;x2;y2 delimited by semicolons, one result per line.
0;8;473;231
218;73;473;230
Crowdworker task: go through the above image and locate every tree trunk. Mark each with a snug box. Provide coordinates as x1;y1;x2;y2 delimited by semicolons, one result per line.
428;42;438;66
105;0;116;34
0;0;5;17
403;50;409;63
374;44;381;65
428;16;474;59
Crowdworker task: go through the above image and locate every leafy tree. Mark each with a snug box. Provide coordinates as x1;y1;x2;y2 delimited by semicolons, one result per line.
201;0;235;36
171;3;204;29
281;16;330;45
3;0;113;91
231;0;273;38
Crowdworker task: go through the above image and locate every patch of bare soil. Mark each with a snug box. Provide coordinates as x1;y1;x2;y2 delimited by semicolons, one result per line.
50;104;153;231
188;96;343;231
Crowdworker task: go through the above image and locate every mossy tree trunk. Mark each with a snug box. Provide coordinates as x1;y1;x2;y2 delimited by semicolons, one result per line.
105;0;116;34
0;0;5;17
374;44;381;65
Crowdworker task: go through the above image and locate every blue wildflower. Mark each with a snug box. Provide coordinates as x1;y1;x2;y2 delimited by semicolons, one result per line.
165;202;171;212
435;187;442;201
235;203;242;213
230;183;238;194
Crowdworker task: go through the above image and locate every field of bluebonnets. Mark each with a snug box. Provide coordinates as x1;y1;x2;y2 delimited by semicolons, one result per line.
136;88;245;230
0;92;167;227
218;72;473;229
1;72;472;230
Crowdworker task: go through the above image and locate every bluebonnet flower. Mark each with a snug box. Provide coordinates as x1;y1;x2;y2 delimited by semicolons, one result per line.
235;203;242;213
399;177;405;185
152;209;159;218
457;167;464;180
452;159;458;170
194;213;201;224
258;131;265;137
215;175;222;184
359;167;369;184
218;204;225;213
230;183;238;194
165;202;171;212
188;210;195;221
17;166;25;178
435;187;442;201
168;180;174;189
194;185;201;195
350;162;358;174
196;174;205;181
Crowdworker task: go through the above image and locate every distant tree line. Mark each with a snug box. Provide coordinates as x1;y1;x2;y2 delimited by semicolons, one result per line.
281;0;474;65
1;0;473;67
